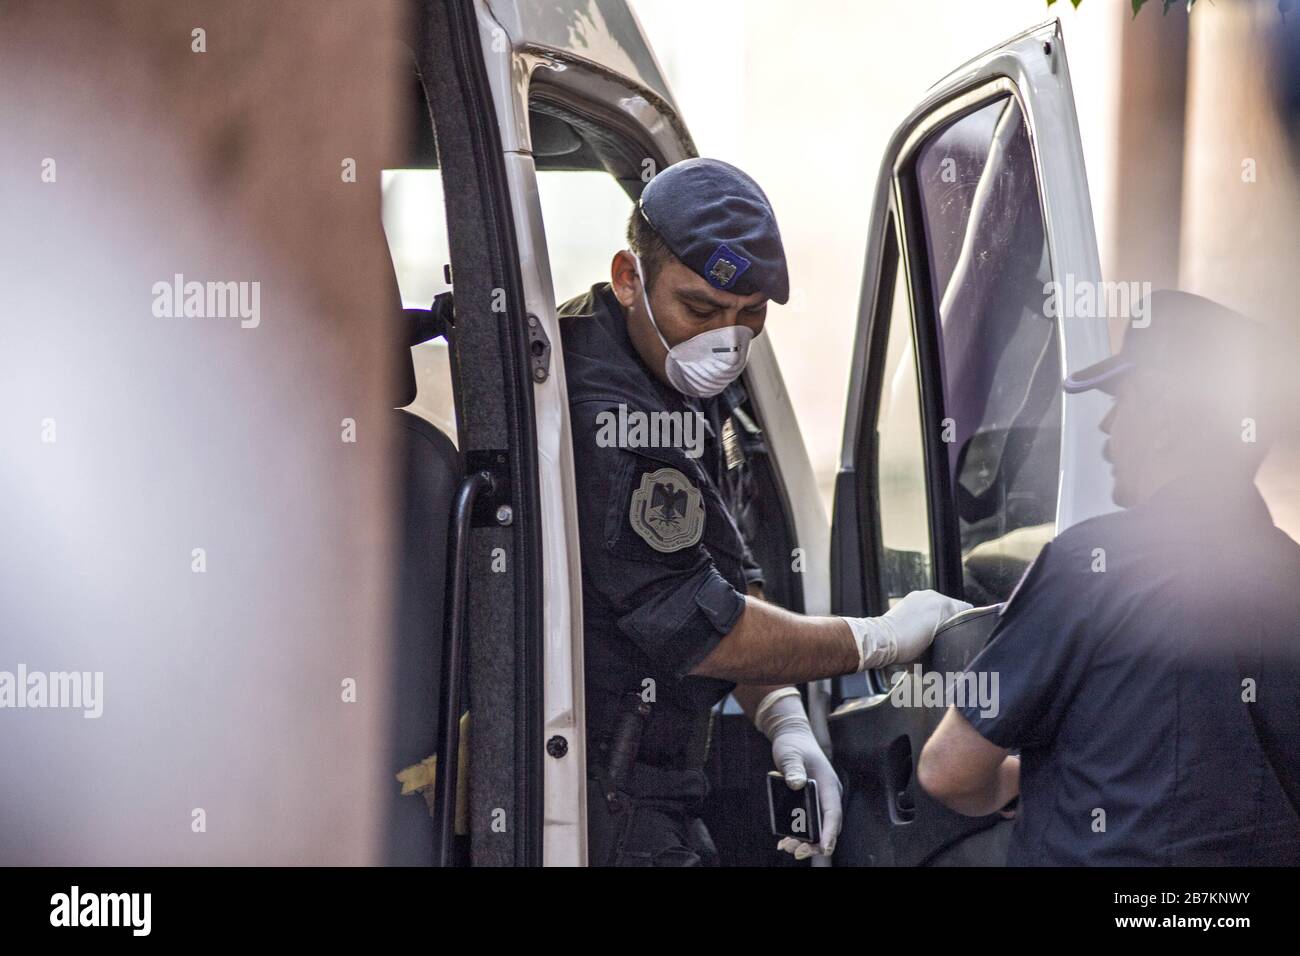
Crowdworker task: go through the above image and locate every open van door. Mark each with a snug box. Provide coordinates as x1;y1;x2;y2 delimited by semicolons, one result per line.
415;0;824;866
826;20;1112;866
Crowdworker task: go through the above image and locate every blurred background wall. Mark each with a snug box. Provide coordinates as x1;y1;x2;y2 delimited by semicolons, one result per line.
0;0;404;863
631;0;1300;536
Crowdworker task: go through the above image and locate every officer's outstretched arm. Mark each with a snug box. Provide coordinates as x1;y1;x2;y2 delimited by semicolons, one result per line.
688;589;970;684
690;599;856;683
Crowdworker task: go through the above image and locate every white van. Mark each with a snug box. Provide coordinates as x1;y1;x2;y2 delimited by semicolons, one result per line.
387;0;1113;866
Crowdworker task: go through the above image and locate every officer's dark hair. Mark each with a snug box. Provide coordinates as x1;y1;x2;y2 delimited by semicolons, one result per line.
627;205;675;290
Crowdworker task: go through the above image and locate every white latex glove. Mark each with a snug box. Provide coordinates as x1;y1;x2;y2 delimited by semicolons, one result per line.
754;688;842;859
841;589;972;671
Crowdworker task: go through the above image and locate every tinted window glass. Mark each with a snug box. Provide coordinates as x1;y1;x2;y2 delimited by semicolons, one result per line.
913;96;1061;604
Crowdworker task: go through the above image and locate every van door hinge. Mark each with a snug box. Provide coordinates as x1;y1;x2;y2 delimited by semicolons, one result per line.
526;313;551;383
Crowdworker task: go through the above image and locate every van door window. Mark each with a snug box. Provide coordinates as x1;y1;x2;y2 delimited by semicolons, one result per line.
535;170;632;304
874;232;934;605
910;95;1061;605
382;169;457;443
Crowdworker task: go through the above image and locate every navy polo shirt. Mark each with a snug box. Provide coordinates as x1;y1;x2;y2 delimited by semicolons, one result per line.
960;473;1300;866
559;283;764;769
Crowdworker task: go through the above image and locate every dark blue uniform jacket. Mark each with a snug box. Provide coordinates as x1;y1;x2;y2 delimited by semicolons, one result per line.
559;283;763;772
961;473;1300;865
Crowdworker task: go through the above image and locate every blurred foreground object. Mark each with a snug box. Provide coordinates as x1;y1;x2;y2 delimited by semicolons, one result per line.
0;0;405;863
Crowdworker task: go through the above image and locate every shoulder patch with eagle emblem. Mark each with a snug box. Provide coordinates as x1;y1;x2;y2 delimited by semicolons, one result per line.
628;467;705;553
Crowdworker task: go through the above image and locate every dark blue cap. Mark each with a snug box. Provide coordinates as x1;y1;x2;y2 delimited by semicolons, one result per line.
1062;290;1265;396
638;158;789;304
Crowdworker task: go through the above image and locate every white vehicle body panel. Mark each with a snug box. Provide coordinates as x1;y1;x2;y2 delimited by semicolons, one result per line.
475;0;828;865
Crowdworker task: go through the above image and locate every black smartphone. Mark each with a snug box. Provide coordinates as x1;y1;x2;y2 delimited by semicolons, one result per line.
766;770;821;845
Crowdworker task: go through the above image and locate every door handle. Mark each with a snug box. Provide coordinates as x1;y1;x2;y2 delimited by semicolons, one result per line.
884;735;917;825
436;469;494;866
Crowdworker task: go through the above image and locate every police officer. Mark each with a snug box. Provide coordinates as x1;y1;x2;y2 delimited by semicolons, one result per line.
918;291;1300;865
558;158;969;866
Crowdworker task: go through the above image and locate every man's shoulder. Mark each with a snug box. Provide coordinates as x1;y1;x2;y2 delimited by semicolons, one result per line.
559;283;670;416
567;374;671;438
558;282;615;323
569;398;704;474
991;519;1120;624
567;401;713;556
1047;509;1147;564
557;283;620;372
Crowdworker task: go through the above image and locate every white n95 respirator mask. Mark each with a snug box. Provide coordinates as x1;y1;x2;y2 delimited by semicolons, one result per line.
634;254;753;399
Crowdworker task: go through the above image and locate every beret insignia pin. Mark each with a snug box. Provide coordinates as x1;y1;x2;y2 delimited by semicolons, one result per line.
703;243;751;291
709;258;737;285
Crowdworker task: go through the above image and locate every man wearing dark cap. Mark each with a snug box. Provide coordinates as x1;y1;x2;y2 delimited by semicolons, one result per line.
559;158;969;866
919;290;1300;865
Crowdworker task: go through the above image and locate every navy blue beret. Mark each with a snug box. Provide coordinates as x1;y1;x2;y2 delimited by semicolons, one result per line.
638;158;789;305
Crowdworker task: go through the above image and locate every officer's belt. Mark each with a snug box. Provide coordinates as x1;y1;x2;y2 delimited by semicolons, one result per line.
587;735;708;774
587;699;714;774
